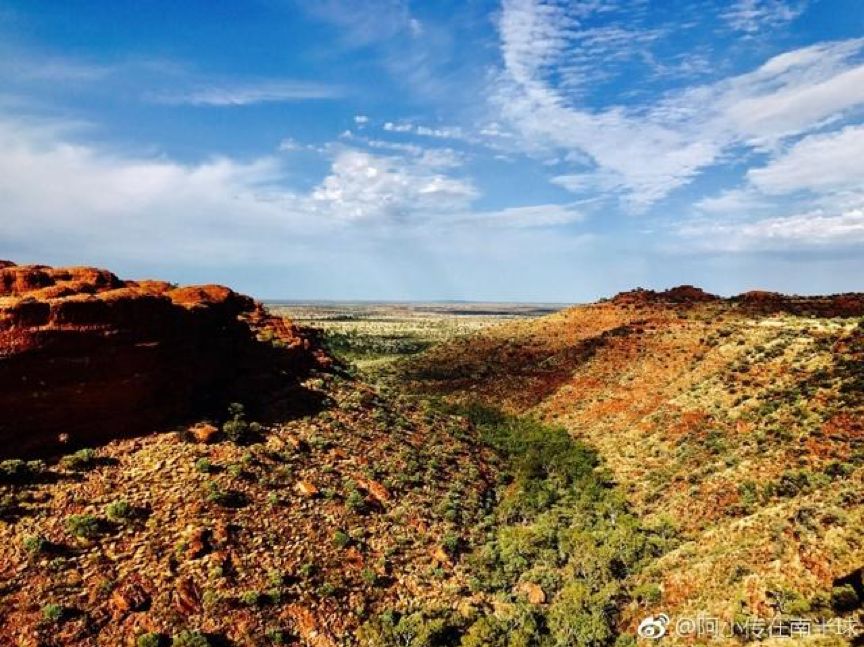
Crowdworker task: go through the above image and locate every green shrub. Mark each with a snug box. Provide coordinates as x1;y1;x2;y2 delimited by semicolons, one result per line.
0;459;43;483
831;584;860;612
222;419;249;444
66;514;100;539
737;481;759;511
0;493;19;516
547;582;617;646
221;402;262;444
299;562;317;579
442;532;461;556
332;529;351;548
361;568;379;587
23;534;48;555
171;631;211;647
204;481;245;507
824;461;854;479
778;589;811;616
358;610;464;647
346;490;366;513
41;603;64;623
137;633;162;647
265;629;288;645
195;458;213;473
105;499;133;522
632;582;662;605
239;591;263;607
61;448;97;471
433;406;655;646
460;616;507;647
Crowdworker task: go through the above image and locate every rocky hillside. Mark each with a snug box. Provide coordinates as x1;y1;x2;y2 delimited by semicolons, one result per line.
0;263;496;646
5;269;863;646
0;379;495;646
396;287;864;641
0;262;329;457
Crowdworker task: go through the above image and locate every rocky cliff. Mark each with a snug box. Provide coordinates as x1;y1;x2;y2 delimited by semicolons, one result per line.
0;262;329;457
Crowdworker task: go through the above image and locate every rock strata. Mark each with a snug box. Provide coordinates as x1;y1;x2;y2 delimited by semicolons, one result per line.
0;262;329;457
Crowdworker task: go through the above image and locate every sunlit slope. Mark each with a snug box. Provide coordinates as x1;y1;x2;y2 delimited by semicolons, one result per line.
397;289;864;634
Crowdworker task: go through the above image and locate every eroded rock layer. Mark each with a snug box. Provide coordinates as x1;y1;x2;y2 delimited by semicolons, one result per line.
0;262;329;457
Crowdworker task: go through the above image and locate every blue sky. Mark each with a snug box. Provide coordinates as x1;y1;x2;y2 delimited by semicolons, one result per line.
1;0;864;300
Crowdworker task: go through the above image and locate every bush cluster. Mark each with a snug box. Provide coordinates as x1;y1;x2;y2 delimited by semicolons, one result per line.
360;405;672;646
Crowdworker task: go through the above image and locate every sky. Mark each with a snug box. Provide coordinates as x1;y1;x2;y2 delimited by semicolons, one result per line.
1;0;863;301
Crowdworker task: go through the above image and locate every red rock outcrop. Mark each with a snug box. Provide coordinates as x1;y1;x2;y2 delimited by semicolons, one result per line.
0;262;330;457
609;285;864;317
611;285;720;306
734;290;864;317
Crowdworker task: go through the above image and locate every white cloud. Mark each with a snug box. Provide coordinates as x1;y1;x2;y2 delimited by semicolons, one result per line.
151;79;341;106
299;0;419;46
492;0;864;209
0;108;584;248
680;207;864;251
747;124;864;194
383;121;415;133
0;116;325;263
353;114;369;125
310;149;478;221
723;0;806;34
683;120;864;250
693;189;772;215
453;203;584;229
382;120;472;142
0;56;113;82
278;138;301;152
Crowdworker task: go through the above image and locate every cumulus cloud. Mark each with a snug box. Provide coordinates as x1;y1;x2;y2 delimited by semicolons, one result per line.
310;149;478;221
0;107;584;273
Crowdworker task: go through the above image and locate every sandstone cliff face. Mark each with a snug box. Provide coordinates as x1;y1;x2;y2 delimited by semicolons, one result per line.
0;262;329;457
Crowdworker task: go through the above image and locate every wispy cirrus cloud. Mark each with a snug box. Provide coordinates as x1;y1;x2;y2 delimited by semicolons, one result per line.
296;0;421;47
150;79;343;106
0;44;342;108
490;0;864;210
0;56;113;82
722;0;807;34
